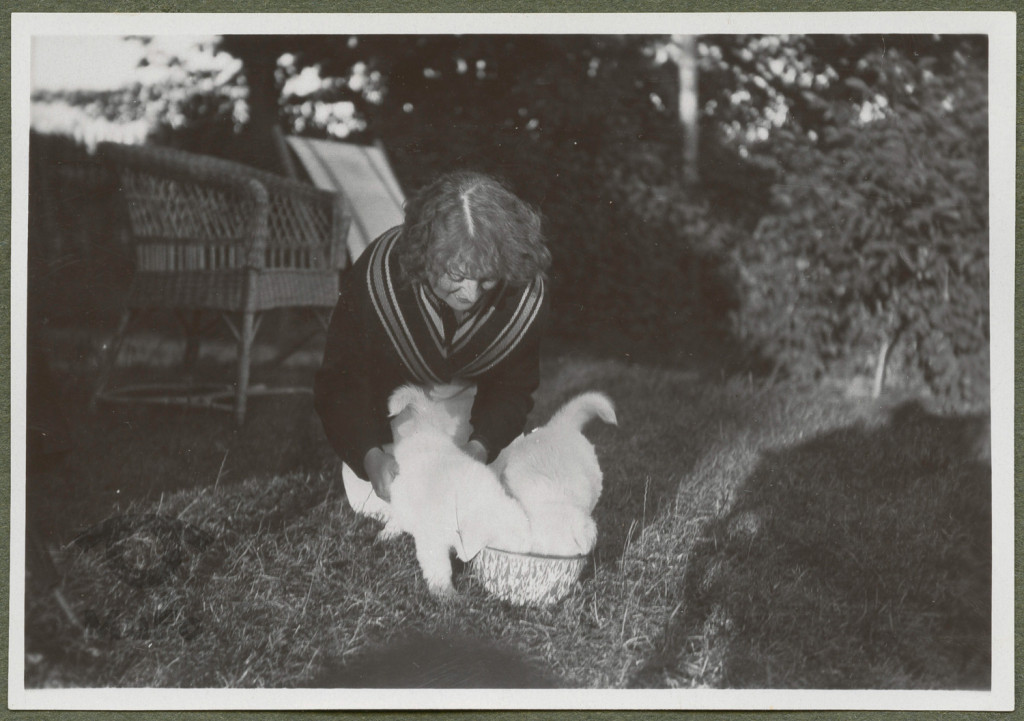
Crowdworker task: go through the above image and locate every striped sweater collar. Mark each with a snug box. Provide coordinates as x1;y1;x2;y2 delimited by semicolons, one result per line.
365;227;544;384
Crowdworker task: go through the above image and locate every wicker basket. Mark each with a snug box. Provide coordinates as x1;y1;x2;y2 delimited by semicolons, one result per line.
470;546;587;606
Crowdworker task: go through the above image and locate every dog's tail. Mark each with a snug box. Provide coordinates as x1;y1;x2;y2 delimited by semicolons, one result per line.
548;391;617;432
388;384;429;418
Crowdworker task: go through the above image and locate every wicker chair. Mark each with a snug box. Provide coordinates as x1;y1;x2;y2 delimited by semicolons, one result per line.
91;141;352;424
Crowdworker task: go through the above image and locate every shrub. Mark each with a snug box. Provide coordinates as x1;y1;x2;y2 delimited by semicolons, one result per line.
732;44;989;407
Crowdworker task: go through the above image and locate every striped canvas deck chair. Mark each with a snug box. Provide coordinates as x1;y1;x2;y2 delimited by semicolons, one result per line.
286;136;405;261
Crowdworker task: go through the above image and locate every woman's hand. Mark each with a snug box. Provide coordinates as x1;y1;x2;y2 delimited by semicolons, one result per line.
464;439;488;464
364;447;399;502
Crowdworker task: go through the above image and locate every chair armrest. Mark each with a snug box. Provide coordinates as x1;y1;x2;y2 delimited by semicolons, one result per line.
253;171;354;271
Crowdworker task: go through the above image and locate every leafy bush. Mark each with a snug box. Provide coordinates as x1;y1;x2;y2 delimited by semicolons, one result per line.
34;35;990;397
579;148;745;336
732;43;988;407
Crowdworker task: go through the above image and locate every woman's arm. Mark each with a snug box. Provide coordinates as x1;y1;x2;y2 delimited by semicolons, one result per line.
468;297;549;461
314;278;394;480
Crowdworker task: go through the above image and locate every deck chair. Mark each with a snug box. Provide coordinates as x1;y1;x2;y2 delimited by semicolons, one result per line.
285;136;405;261
91;141;353;425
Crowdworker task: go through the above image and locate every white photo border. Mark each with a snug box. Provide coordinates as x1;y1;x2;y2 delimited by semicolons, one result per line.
9;10;1016;712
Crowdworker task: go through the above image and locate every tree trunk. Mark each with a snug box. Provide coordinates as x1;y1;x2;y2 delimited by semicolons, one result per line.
672;36;701;309
872;336;892;399
872;322;907;398
238;50;284;174
672;35;700;191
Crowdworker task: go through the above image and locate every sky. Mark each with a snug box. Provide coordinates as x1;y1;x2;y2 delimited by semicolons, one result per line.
29;33;374;144
31;35;224;93
29;35;242;150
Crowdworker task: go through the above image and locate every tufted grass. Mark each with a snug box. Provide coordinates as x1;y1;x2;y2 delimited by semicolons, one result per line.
24;350;991;689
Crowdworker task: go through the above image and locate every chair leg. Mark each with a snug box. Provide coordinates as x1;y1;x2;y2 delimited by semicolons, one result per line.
234;310;257;425
178;310;204;373
267;307;333;367
89;308;132;412
314;308;332;332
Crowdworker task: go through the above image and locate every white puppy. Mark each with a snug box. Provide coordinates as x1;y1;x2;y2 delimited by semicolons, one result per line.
385;384;532;598
342;383;477;523
496;392;617;557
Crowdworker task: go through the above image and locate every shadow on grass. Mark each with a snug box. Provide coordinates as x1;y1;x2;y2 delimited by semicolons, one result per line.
26;350;336;550
631;400;991;689
302;632;561;688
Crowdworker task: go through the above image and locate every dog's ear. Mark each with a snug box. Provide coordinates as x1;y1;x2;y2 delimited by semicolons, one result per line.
456;528;488;562
388;384;424;418
454;514;491;561
571;516;599;556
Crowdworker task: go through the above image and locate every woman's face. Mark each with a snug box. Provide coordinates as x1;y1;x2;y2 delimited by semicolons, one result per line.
429;270;498;313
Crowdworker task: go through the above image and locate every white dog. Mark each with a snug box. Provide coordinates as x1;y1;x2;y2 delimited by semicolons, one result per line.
341;383;476;523
385;384;532;598
495;392;617;557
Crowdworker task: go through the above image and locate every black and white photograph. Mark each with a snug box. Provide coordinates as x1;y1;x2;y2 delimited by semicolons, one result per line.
9;11;1015;711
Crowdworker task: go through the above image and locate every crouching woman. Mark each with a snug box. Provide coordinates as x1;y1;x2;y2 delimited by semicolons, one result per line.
314;171;551;517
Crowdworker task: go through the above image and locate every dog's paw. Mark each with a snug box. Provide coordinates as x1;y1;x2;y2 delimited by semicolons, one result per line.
426;582;458;601
376;520;404;542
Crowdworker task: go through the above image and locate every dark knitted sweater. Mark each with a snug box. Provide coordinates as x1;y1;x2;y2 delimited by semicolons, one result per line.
314;227;549;479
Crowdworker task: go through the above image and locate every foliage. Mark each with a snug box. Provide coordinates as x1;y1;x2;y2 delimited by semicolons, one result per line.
28;132;133;332
33;34;991;402
251;33;990;402
730;39;988;406
31;38;247;156
264;35;755;342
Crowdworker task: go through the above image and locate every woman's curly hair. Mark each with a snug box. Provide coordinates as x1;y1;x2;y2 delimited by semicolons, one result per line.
398;171;551;287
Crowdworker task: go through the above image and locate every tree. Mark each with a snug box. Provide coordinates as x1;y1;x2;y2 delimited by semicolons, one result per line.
33;33;990;400
665;35;700;190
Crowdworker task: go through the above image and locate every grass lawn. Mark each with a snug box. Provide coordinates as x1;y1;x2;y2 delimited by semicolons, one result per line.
24;345;991;689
